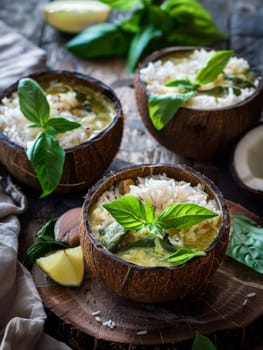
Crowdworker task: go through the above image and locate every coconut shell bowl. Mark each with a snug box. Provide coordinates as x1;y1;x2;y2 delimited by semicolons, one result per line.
80;164;230;303
134;47;263;160
0;70;123;194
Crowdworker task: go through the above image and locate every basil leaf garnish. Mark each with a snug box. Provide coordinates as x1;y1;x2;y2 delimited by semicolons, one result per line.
227;215;263;274
148;92;194;130
27;133;65;198
35;218;57;240
18;78;50;125
18;78;82;197
157;203;218;230
195;50;233;85
161;247;206;265
191;331;217;350
103;195;217;236
165;79;197;91
103;195;155;231
45;118;81;134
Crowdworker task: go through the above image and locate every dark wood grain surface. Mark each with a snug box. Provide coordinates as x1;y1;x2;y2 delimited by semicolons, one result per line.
0;0;263;349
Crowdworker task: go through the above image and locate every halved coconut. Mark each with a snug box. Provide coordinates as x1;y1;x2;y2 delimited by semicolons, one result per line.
232;123;263;199
134;47;263;160
80;164;230;303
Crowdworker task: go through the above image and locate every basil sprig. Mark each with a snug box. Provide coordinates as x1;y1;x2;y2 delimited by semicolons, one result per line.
25;218;69;267
227;215;263;274
148;50;254;130
102;194;218;265
66;0;225;72
18;78;81;197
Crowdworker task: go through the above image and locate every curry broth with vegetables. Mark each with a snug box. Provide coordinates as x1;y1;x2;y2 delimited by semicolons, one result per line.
43;80;114;141
88;176;222;267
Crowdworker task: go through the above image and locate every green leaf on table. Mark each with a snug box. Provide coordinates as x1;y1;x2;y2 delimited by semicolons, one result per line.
103;194;155;231
162;247;206;265
99;0;141;10
191;331;217;350
99;222;127;252
66;23;132;58
35;218;57;241
163;0;226;45
45;118;81;135
226;215;263;274
127;25;162;72
27;132;65;198
18;78;50;125
157;203;218;230
25;240;69;267
148;92;194;130
195;50;233;85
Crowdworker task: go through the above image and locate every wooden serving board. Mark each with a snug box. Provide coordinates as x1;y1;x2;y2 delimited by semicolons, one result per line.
32;201;263;350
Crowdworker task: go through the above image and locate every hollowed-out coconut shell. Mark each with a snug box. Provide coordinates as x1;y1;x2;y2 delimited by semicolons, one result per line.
80;164;230;303
134;47;263;160
0;71;124;193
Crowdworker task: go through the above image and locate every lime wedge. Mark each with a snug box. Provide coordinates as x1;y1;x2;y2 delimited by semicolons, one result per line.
36;246;84;287
43;0;111;34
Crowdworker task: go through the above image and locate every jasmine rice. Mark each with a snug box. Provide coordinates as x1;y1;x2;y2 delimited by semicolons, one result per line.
89;174;222;267
140;48;257;109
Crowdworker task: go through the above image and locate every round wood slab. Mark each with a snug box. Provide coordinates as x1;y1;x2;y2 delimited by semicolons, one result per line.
32;201;263;349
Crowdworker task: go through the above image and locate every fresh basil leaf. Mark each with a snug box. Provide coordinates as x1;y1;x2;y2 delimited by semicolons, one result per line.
144;199;155;222
222;73;255;89
161;247;206;265
226;215;263;274
66;23;132;58
195;50;233;85
99;222;127;252
118;237;156;253
127;25;162;73
148;92;194;130
191;331;217;350
157;203;218;230
99;0;141;10
27;132;65;198
25;240;69;266
119;7;144;33
163;0;225;44
45;118;81;134
35;218;57;241
165;79;197;91
18;78;50;125
103;195;153;231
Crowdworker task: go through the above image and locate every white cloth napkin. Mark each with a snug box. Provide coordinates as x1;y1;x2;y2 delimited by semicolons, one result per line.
0;20;72;350
0;175;71;350
0;20;46;92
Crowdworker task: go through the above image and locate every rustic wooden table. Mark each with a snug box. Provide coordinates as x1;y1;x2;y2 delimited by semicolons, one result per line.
0;0;263;349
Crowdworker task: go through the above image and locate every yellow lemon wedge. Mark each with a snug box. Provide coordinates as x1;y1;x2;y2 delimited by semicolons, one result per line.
43;0;111;34
36;246;84;287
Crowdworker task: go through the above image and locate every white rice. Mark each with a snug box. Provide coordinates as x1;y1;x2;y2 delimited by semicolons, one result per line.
140;48;257;109
0;82;114;149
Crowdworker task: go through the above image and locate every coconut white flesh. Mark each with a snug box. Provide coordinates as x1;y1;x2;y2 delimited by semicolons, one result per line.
234;125;263;191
